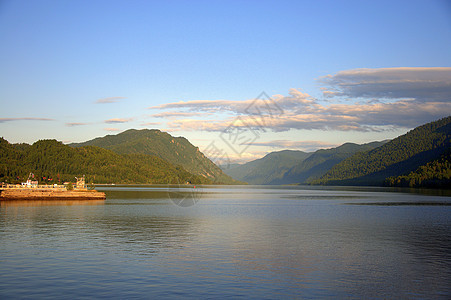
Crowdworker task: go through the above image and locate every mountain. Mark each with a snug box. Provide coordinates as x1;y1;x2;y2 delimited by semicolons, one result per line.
316;116;451;186
223;150;311;184
279;141;387;185
70;129;237;184
223;142;385;185
0;138;207;184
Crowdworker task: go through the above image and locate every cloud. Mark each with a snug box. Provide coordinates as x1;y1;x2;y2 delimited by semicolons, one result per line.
104;118;133;124
140;122;161;126
66;122;89;127
0;117;54;123
161;95;450;133
250;140;339;151
167;118;227;132
95;97;126;104
149;90;311;115
151;68;451;133
152;111;211;118
104;127;120;132
150;99;243;113
319;67;451;101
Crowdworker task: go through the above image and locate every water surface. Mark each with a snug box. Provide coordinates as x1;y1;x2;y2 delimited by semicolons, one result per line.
1;185;450;298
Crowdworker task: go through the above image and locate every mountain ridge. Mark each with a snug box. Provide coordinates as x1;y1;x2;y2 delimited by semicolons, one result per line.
2;118;449;188
224;150;311;185
0;138;208;184
316;116;451;186
223;141;386;185
222;117;450;188
280;141;387;184
70;129;237;184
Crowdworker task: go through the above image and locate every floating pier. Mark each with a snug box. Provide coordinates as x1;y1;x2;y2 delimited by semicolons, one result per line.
0;175;106;201
0;188;106;201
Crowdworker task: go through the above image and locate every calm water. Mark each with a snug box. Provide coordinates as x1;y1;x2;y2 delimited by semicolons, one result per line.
1;185;450;299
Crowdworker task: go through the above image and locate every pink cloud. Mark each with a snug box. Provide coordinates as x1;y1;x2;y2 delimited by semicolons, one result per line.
104;118;133;124
104;127;121;132
150;68;451;133
95;97;126;104
0;117;54;123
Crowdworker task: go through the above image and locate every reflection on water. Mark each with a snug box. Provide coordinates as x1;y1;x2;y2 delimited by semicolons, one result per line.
1;185;450;299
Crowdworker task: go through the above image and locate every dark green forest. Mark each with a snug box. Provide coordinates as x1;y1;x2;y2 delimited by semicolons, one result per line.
0;138;211;185
71;129;237;184
315;116;451;187
384;150;451;188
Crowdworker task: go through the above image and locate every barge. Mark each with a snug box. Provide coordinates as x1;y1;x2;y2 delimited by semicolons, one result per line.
0;175;105;201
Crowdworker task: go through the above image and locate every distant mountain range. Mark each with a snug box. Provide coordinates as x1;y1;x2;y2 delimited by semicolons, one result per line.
223;116;450;188
223;141;386;185
1;117;449;188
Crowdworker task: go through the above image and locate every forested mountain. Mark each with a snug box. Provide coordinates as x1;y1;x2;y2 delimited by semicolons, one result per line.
279;141;386;185
316;116;451;186
3;117;449;187
223;142;385;185
223;150;311;184
0;138;208;184
71;129;236;184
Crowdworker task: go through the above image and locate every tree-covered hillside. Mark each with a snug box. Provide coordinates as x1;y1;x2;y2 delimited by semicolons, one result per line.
71;129;236;184
223;142;385;185
316;116;451;186
0;138;209;185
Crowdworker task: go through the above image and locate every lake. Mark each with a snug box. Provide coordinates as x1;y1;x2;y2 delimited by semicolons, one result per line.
1;185;450;299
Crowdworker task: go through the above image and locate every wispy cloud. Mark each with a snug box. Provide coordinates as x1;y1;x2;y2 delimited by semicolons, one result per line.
203;148;269;165
140;122;161;126
250;140;339;151
167;118;227;132
152;111;212;118
104;127;121;132
319;67;451;101
95;97;126;104
150;99;242;112
151;68;451;133
0;117;54;123
163;99;450;132
66;122;90;127
104;118;133;124
149;90;311;115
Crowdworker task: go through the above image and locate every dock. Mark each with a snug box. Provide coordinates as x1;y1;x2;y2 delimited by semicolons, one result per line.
0;188;106;201
0;175;106;201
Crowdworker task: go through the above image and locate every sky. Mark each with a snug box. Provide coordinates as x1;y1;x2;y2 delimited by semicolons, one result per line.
1;0;451;164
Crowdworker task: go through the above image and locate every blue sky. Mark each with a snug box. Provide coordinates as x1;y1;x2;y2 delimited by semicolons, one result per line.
1;0;450;163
